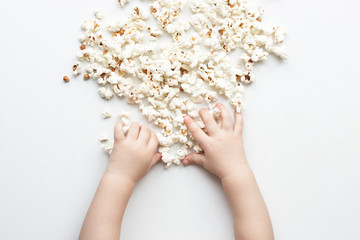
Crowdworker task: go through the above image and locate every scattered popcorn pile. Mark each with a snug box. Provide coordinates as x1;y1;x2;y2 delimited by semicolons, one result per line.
66;0;287;167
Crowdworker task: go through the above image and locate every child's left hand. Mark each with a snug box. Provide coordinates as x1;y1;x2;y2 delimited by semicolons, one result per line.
106;122;162;184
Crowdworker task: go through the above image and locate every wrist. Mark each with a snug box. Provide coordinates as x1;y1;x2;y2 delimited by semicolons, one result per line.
104;169;137;188
220;163;253;183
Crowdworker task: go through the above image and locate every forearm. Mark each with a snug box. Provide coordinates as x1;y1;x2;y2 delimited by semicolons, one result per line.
222;164;274;240
79;172;135;240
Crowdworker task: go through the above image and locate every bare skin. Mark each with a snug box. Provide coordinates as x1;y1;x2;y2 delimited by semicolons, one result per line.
79;122;161;240
79;104;274;240
183;103;274;240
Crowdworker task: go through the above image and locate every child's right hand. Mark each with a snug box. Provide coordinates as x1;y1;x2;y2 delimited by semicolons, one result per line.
183;103;248;180
106;122;161;184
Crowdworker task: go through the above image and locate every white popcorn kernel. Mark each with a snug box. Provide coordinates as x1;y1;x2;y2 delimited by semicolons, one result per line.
119;111;130;124
94;10;104;20
166;24;176;34
193;144;203;153
272;46;288;59
159;147;170;153
98;87;114;100
205;91;218;104
210;106;221;119
231;94;243;112
118;0;131;7
229;0;236;5
72;62;82;76
102;109;112;119
99;136;108;142
102;141;114;154
142;106;160;122
274;26;286;43
118;111;131;133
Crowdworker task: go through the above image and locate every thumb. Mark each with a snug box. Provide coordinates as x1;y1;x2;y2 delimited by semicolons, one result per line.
150;153;162;168
183;153;206;166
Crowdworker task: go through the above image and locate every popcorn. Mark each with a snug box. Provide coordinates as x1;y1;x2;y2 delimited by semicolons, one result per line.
131;7;149;21
205;91;218;104
102;109;112;119
190;0;208;13
94;10;104;20
118;0;131;7
150;0;185;29
209;106;221;119
193;144;203;153
72;62;82;76
119;111;130;124
66;0;287;167
99;87;114;100
118;111;131;133
274;26;286;43
231;93;243;112
142;106;160;122
102;141;114;154
99;136;109;142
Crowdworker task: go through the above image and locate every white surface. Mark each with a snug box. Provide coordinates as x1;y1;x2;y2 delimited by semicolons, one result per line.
1;0;360;239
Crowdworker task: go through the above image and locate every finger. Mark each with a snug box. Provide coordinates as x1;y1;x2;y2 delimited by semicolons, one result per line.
114;122;125;142
234;111;244;134
149;153;162;168
184;115;208;145
138;124;151;143
127;122;140;139
183;153;206;166
148;132;159;149
199;108;218;135
216;103;232;130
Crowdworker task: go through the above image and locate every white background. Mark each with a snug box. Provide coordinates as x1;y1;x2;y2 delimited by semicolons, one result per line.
1;0;360;239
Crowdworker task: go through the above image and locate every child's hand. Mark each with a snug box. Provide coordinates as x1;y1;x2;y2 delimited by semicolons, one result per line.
106;122;161;184
183;103;248;180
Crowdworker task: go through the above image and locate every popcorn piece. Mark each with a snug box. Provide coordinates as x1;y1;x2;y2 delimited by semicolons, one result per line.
72;62;82;76
94;10;104;20
209;106;221;119
177;148;187;160
119;111;131;132
274;26;286;43
118;0;131;7
193;144;203;153
102;109;112;119
231;93;243;112
99;136;109;142
99;87;114;100
102;141;114;154
151;0;185;29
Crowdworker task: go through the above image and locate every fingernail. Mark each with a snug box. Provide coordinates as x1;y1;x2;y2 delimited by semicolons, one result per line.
183;159;189;166
184;115;191;121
